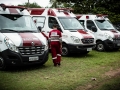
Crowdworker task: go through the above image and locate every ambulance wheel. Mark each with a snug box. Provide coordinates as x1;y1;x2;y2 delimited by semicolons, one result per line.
96;41;105;51
62;44;70;56
0;57;6;70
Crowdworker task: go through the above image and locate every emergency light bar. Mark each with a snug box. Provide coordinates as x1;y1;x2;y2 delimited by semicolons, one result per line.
57;8;73;13
0;4;26;12
76;14;82;19
96;14;108;18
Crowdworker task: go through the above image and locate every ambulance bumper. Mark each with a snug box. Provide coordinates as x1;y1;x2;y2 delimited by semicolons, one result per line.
67;43;95;53
1;49;49;66
104;39;120;49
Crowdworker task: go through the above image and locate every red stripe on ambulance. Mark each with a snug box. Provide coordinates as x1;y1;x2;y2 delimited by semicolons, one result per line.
30;8;45;15
19;33;42;46
8;8;19;14
48;9;56;16
64;12;70;17
111;30;120;38
78;30;93;38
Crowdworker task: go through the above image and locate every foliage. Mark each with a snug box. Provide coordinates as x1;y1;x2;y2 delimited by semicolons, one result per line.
18;2;41;8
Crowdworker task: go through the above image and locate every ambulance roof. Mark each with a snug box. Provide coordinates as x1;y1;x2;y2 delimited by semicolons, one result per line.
28;8;76;17
0;4;30;15
76;14;109;20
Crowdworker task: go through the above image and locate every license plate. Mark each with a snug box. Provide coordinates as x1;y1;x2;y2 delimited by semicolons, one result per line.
87;48;92;51
29;56;39;61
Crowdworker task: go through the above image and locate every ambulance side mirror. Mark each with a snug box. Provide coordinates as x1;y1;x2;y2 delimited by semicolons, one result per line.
91;26;97;32
38;26;42;32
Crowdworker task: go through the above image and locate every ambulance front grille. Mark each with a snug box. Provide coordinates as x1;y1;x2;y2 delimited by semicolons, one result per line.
18;46;45;56
81;38;94;44
113;38;120;43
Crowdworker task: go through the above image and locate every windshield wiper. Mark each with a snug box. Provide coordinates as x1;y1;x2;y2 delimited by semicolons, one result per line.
101;29;114;30
1;29;37;33
19;30;37;33
1;29;19;32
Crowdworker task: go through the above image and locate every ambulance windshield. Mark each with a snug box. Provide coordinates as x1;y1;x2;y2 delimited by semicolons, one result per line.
58;17;84;30
95;20;116;30
0;14;38;32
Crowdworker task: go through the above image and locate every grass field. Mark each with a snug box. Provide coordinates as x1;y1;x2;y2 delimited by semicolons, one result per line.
0;50;120;90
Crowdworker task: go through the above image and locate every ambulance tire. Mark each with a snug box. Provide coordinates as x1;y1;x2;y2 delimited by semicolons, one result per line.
96;41;105;51
62;44;70;56
0;57;6;71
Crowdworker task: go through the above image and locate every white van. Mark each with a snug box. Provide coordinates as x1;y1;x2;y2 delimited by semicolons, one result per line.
0;4;49;70
77;14;120;51
28;8;96;56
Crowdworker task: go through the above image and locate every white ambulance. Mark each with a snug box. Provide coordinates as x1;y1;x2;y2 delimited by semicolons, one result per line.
28;8;96;56
0;4;49;70
76;14;120;51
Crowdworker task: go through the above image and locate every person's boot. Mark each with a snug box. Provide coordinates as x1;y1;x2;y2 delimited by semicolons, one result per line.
54;63;57;66
58;63;61;66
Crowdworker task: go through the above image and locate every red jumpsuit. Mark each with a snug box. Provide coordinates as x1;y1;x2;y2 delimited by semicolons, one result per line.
49;29;62;66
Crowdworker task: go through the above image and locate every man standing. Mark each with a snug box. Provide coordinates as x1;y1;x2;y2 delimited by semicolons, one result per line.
49;24;62;66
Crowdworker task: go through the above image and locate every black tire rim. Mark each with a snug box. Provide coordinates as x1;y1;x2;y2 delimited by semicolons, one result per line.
97;43;104;51
62;47;68;56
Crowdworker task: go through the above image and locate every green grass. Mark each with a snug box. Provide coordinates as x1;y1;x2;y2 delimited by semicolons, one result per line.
0;50;120;90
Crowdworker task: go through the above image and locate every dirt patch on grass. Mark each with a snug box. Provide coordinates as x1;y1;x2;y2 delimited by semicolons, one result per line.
105;68;120;77
75;68;120;90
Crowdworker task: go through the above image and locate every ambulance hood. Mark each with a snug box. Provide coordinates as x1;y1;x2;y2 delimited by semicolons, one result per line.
64;29;94;38
102;30;120;38
3;33;46;47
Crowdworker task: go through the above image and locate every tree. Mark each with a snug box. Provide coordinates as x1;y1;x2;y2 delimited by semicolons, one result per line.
50;0;73;8
18;2;41;8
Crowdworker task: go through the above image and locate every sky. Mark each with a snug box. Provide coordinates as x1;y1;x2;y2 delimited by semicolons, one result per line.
0;0;50;7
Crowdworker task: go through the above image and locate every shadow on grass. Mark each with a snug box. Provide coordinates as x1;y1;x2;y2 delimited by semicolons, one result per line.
3;64;49;72
65;52;94;58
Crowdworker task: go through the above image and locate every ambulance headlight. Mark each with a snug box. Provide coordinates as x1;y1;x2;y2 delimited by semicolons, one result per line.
71;36;80;43
104;33;113;41
108;36;113;41
4;37;19;52
44;45;48;51
44;38;48;51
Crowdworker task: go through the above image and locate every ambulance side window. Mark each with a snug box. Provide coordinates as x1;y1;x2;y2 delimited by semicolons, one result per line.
48;17;59;29
79;20;85;27
32;16;45;28
86;20;96;30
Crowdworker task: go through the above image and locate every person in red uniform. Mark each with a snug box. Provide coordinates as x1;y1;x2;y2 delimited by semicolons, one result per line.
49;24;62;66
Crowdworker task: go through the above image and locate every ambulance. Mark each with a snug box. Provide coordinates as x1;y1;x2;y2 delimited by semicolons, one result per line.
76;14;120;51
0;4;49;70
28;8;96;56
